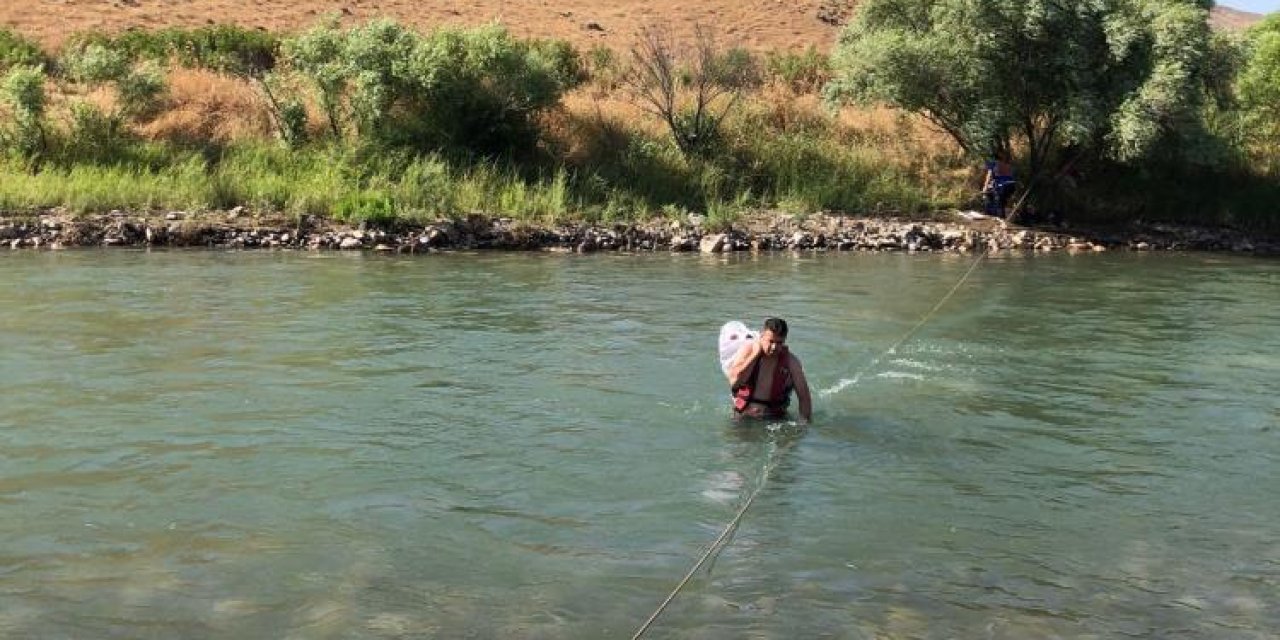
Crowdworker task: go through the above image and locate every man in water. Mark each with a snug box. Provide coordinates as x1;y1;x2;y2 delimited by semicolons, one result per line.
726;318;812;422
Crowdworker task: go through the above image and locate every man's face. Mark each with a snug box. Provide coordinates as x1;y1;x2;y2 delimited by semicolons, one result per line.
760;329;786;357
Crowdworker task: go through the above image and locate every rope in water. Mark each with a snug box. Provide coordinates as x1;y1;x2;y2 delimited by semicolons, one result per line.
630;245;994;640
629;438;788;640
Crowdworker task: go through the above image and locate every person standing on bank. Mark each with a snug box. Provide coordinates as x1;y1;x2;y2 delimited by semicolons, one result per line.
982;150;1017;218
726;318;813;423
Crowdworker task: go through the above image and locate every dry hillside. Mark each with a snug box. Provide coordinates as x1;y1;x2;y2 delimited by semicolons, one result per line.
3;1;1258;53
0;0;844;52
1210;6;1266;31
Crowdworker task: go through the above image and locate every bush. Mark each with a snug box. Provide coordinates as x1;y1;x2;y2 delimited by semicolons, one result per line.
64;25;280;77
2;65;48;160
400;24;583;153
585;44;623;91
765;46;830;94
1238;15;1280;174
117;60;168;118
164;25;279;76
277;99;309;147
282;20;582;155
62;102;128;164
282;18;353;138
60;43;131;84
0;28;45;72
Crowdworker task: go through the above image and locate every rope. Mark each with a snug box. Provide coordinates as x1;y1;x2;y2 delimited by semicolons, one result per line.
820;246;989;398
631;246;992;639
1004;179;1036;225
629;439;789;640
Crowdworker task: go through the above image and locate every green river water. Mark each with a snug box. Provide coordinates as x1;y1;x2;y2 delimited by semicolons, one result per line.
1;250;1277;639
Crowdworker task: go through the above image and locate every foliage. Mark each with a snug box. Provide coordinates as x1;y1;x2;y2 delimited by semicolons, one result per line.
0;27;45;72
60;42;169;118
277;98;310;147
63;102;128;164
0;19;1272;231
1237;15;1280;173
765;46;831;94
828;0;1225;184
281;18;348;137
61;43;132;84
585;44;624;92
281;20;583;155
64;25;280;77
1;65;48;160
116;60;168;118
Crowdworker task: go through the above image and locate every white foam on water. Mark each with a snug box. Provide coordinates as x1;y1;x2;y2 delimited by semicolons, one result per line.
889;358;942;371
819;376;861;397
701;470;746;505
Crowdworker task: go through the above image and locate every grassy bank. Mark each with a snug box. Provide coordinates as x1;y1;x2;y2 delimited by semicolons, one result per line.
1;21;1277;233
0;128;950;225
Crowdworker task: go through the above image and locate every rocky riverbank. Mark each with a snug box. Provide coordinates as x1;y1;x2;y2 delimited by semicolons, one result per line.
1;209;1276;255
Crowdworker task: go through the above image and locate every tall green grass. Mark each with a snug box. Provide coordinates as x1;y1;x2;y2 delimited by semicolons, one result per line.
0;121;951;224
0;156;210;212
1;144;588;223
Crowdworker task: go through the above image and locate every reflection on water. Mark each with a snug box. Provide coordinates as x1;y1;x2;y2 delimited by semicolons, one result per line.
0;250;1277;638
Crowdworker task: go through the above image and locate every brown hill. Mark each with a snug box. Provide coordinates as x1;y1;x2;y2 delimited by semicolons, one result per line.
1210;6;1264;31
0;0;840;52
0;1;1263;52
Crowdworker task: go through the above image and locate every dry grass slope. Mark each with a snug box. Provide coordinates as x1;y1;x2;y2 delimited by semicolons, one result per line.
1;1;1260;54
0;0;841;52
1210;6;1266;32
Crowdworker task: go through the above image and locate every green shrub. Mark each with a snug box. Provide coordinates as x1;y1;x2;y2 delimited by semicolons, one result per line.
400;24;582;154
764;46;830;93
116;60;168;118
712;47;762;90
62;102;128;164
63;30;168;66
61;43;131;84
528;38;586;92
57;43;167;155
281;20;582;155
2;65;48;159
277;99;309;147
164;25;279;76
585;44;622;90
282;18;349;138
0;28;45;72
65;25;279;76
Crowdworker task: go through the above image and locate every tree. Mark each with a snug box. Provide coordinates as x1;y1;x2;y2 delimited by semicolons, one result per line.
625;24;761;158
827;0;1222;185
1237;14;1280;173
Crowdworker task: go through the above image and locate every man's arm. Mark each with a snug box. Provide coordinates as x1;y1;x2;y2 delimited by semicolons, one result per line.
726;340;761;387
790;354;812;423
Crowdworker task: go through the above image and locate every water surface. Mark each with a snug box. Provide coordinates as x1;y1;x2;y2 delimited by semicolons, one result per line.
1;250;1276;638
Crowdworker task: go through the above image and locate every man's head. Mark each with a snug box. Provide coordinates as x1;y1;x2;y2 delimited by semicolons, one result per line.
760;317;788;357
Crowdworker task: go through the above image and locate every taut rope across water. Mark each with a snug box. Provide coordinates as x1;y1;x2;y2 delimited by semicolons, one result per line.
630;244;994;640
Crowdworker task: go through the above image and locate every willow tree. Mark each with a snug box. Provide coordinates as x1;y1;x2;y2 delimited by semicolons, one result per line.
827;0;1222;184
1237;14;1280;173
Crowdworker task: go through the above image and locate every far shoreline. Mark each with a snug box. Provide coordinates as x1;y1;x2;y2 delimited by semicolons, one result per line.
2;209;1277;256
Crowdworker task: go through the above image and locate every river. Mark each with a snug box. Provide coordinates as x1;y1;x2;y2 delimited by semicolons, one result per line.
1;250;1276;638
